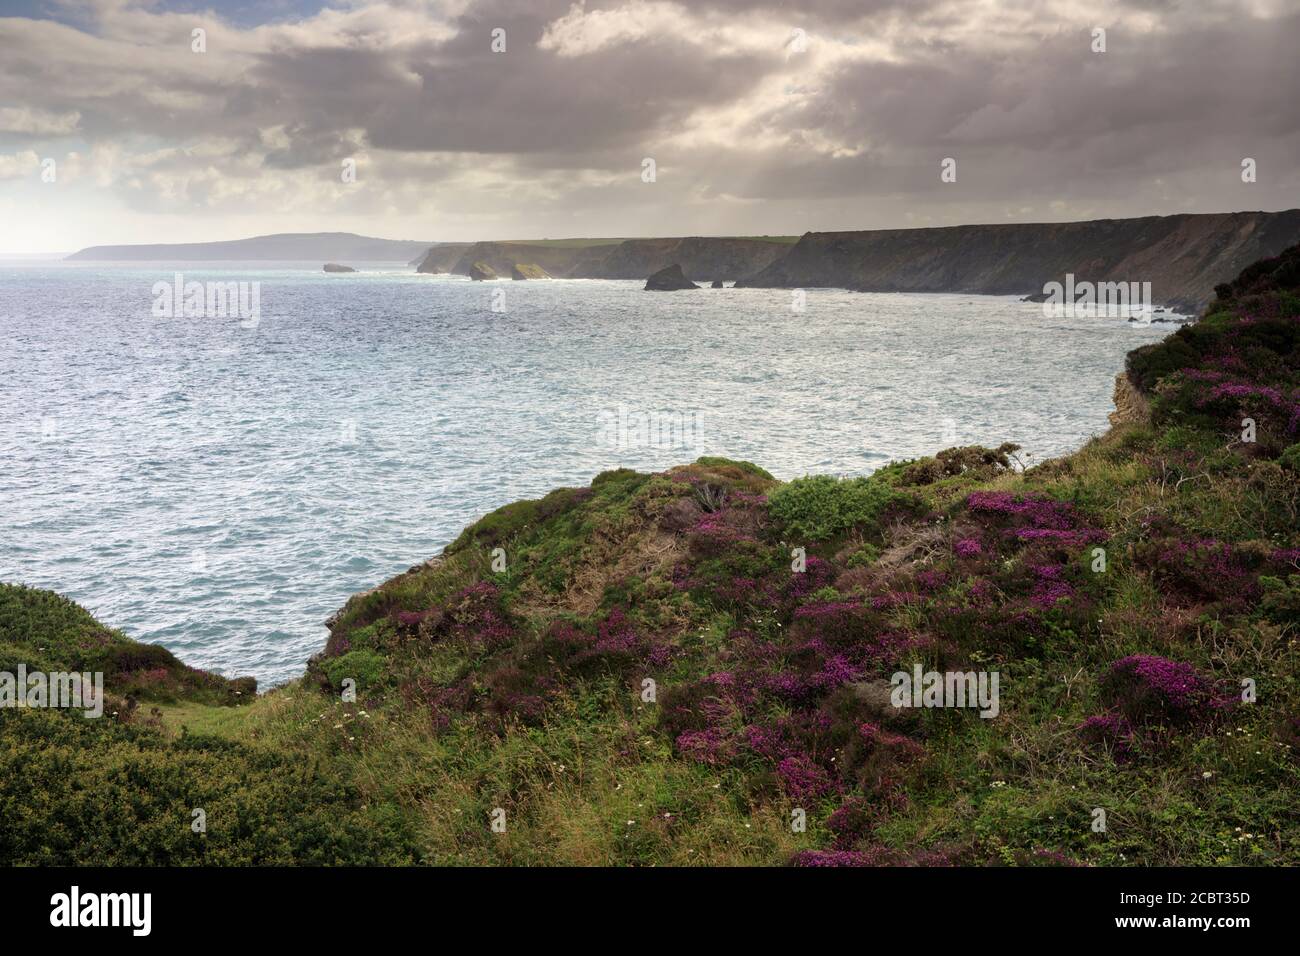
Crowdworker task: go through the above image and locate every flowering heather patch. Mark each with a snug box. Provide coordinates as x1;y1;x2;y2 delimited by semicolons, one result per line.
916;569;950;591
811;654;860;690
965;491;1107;549
717;574;780;609
967;491;1077;529
1101;655;1216;725
826;797;873;847
482;665;555;725
742;712;835;765
1014;527;1108;547
675;727;735;765
1030;564;1076;608
593;608;639;654
777;754;838;802
1139;537;1259;604
1079;712;1138;760
764;670;813;701
790;598;876;647
446;581;514;648
871;590;923;611
788;555;835;599
393;609;436;636
832;722;927;800
686;492;769;556
1198;382;1287;407
1183;377;1300;439
954;538;983;558
689;509;755;553
789;849;881;867
420;681;473;731
856;722;925;760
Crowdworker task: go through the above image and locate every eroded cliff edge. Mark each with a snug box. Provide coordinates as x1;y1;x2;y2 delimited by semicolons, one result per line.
736;210;1300;312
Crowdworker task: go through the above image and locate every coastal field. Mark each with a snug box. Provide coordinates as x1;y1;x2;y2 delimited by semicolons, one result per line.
2;248;1297;866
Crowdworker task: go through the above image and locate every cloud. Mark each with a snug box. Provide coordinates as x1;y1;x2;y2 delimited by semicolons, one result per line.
0;150;41;180
0;0;1294;248
0;107;81;135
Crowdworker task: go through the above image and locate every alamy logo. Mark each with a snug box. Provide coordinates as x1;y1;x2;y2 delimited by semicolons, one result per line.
598;403;705;451
1041;274;1152;318
50;886;151;936
0;665;103;718
890;665;1000;718
152;273;261;327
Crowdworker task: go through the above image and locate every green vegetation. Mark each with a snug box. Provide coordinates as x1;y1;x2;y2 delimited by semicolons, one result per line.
2;247;1298;866
768;474;909;541
506;238;630;248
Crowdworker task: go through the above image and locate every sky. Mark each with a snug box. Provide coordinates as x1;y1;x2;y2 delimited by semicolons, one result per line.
0;0;1296;253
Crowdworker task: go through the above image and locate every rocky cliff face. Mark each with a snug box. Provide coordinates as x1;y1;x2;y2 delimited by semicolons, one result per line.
737;210;1300;312
419;237;794;282
415;243;474;274
443;241;605;278
578;237;792;281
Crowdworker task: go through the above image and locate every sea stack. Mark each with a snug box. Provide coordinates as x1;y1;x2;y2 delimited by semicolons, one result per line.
323;263;356;273
645;263;699;291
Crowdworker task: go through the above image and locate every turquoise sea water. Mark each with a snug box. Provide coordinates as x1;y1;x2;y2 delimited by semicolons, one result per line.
0;262;1172;685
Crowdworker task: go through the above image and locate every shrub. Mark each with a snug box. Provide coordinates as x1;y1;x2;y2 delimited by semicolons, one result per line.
321;649;386;690
769;475;905;541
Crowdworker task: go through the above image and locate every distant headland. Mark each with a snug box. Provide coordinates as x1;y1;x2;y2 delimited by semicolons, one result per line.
64;210;1300;313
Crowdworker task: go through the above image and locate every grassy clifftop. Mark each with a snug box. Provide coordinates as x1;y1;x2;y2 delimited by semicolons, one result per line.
3;247;1299;865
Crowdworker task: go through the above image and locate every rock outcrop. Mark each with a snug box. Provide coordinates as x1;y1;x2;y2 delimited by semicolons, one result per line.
511;263;550;280
711;279;725;288
1107;373;1151;427
645;263;699;291
323;263;356;273
468;261;499;281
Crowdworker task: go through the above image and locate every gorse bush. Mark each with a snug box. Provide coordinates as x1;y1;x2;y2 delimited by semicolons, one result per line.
768;474;907;541
0;709;417;865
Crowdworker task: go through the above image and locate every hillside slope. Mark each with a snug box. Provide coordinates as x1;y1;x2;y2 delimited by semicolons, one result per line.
4;247;1299;866
738;210;1300;312
67;232;434;262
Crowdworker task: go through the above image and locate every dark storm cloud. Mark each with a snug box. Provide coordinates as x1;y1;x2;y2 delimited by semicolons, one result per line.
248;24;780;159
0;0;1295;234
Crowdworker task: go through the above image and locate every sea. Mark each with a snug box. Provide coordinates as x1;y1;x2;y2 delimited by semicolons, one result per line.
0;261;1176;685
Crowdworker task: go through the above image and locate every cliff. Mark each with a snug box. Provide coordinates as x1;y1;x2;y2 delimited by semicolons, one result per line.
445;241;610;278
5;247;1299;866
575;236;792;281
414;242;474;274
417;236;795;282
737;210;1300;312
